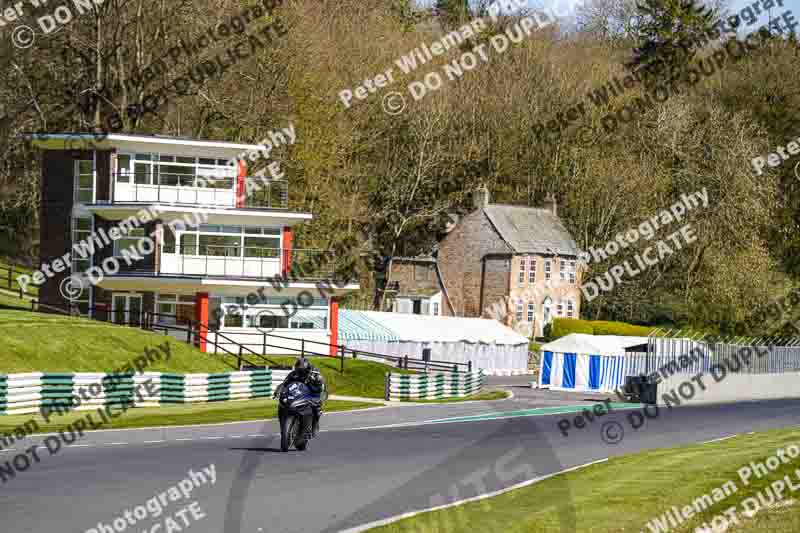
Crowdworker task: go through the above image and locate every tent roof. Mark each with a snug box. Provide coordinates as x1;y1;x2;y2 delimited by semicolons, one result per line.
338;310;528;345
540;334;652;356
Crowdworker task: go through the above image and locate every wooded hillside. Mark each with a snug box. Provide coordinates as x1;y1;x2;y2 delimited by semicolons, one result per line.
1;0;798;336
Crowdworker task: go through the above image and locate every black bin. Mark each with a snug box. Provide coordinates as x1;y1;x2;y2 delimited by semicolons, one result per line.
422;348;431;362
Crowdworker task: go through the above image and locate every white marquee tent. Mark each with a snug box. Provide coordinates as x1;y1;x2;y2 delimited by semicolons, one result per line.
338;310;530;375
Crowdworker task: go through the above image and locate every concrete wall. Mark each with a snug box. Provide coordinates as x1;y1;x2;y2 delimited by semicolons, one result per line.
656;372;800;406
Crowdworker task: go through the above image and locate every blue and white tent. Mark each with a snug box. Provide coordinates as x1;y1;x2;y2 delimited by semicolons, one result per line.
539;334;651;392
338;310;530;375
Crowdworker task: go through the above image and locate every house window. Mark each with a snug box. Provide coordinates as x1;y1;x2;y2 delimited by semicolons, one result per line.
544;259;551;281
74;159;94;203
567;299;575;318
433;302;439;316
515;301;523;322
71;216;93;274
557;299;563;316
529;257;536;283
519;257;526;284
560;260;566;281
527;303;535;322
569;260;576;284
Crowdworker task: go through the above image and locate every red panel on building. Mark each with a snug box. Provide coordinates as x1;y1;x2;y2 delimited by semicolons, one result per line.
196;292;209;353
236;160;247;208
282;226;293;276
329;298;339;357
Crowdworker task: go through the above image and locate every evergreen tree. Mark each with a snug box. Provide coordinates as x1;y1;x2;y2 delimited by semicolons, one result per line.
435;0;472;30
628;0;717;86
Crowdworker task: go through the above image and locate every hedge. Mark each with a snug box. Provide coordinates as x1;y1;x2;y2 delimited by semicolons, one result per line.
550;318;656;340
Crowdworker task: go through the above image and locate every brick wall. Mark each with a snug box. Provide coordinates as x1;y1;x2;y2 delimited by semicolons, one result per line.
389;260;438;296
438;209;512;317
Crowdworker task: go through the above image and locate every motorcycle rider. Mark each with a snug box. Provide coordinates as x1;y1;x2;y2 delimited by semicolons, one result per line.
274;356;327;437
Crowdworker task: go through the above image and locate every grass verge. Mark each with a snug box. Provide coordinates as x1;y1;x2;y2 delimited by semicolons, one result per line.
266;355;413;399
366;426;800;533
0;399;374;434
0;308;409;398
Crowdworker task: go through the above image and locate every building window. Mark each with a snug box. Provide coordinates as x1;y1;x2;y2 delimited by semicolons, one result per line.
529;257;536;283
515;301;523;322
569;260;576;284
175;225;281;257
113;227;148;257
544;259;551;281
527;303;534;322
71;216;93;274
155;294;196;326
557;299;563;316
74;158;94;203
433;302;439;316
119;153;235;189
560;259;566;281
519;257;526;284
567;299;575;318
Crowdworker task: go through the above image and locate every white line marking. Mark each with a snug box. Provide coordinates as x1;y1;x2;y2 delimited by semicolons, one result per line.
701;435;736;444
204;436;224;440
72;444;93;448
339;458;610;533
175;438;194;441
229;435;242;438
248;434;266;437
107;442;127;446
143;440;165;444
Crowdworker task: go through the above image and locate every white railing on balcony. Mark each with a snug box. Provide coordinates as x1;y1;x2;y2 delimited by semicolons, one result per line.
160;253;282;278
110;172;289;209
115;181;236;207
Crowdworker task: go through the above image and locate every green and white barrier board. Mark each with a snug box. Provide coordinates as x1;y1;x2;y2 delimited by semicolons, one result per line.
385;371;486;401
0;369;291;415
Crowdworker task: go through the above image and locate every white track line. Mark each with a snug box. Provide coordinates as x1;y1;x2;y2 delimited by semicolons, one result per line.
701;435;736;444
339;458;610;533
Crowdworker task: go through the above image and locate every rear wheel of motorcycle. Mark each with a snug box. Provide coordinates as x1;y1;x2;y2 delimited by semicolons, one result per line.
280;416;293;452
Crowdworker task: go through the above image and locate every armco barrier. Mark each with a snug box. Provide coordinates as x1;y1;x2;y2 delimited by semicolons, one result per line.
385;371;486;401
0;369;290;415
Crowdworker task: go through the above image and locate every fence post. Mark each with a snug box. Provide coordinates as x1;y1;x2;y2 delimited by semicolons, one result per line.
468;361;473;373
262;332;267;355
7;266;12;290
301;339;305;357
214;331;218;354
238;346;243;371
339;345;345;373
403;355;409;370
384;373;390;401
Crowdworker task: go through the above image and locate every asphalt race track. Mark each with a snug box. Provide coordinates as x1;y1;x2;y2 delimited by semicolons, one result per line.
1;388;799;533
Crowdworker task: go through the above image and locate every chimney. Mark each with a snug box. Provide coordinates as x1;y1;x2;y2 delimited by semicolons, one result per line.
473;186;490;209
543;193;557;216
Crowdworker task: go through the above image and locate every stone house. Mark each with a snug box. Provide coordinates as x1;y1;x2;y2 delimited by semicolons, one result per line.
388;188;583;337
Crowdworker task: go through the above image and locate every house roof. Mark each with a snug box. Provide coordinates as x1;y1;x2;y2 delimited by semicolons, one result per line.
483;204;580;256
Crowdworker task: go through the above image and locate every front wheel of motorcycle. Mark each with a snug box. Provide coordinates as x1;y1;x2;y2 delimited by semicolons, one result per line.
280;415;293;452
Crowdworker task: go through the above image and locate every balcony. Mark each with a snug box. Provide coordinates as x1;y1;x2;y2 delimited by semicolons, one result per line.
157;247;337;281
108;172;288;210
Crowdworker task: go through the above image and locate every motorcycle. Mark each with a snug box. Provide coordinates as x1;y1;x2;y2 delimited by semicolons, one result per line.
277;380;321;452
